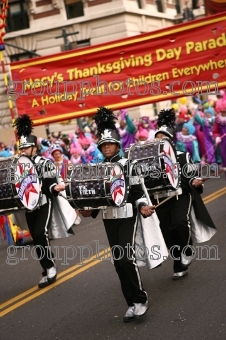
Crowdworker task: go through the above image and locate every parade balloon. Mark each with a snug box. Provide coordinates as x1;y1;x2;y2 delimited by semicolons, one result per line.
179;97;187;105
180;105;188;114
171;103;179;111
208;100;214;107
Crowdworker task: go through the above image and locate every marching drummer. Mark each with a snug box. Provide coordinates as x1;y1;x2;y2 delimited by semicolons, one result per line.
151;109;216;280
80;107;155;323
13;115;67;289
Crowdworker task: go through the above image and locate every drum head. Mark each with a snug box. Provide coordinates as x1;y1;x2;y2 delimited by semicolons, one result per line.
162;139;179;189
14;156;40;210
110;163;127;206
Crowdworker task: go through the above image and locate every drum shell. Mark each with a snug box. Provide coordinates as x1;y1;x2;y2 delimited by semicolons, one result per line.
65;162;129;209
126;138;181;192
0;157;25;214
0;155;41;215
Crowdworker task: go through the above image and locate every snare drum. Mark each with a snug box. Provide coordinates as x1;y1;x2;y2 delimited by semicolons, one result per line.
0;155;41;215
65;161;129;209
126;138;181;192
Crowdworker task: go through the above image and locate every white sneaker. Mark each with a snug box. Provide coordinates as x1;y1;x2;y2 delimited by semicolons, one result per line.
47;265;57;284
123;306;135;322
133;301;148;317
172;270;188;280
74;216;81;225
181;254;192;266
38;276;49;289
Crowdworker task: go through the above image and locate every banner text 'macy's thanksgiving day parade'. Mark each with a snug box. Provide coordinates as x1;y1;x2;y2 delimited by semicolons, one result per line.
10;12;226;126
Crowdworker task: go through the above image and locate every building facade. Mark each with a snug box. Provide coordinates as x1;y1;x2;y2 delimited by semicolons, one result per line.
0;0;205;140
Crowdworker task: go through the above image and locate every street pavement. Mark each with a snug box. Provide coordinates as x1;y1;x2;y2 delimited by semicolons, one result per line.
0;173;225;340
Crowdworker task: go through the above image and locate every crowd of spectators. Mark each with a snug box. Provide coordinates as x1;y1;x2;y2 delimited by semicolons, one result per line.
1;91;226;170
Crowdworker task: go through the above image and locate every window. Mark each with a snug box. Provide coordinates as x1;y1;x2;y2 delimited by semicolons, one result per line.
71;39;90;49
64;0;84;19
156;0;164;12
10;53;34;62
136;0;142;9
192;0;201;9
6;0;29;32
175;0;181;14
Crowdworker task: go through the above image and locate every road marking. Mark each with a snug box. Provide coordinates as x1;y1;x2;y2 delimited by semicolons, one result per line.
203;187;226;204
0;186;225;317
0;249;110;317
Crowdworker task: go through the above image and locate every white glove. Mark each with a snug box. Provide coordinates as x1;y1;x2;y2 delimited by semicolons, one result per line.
216;136;222;144
54;183;65;192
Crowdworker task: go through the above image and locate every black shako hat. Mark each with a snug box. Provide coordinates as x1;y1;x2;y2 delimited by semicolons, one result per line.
13;114;37;149
154;108;176;139
93;107;121;150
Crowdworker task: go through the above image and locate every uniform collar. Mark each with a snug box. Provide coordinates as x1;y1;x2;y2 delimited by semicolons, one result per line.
104;152;121;162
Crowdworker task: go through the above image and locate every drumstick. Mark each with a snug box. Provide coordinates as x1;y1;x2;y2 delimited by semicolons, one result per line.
59;193;68;200
139;177;178;208
155;193;178;208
